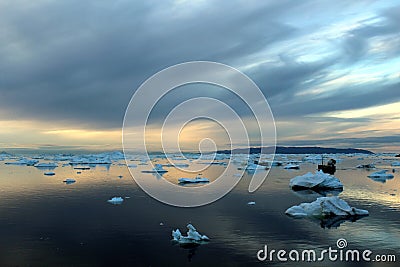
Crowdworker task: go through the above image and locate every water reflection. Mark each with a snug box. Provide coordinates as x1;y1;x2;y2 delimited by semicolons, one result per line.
0;154;399;266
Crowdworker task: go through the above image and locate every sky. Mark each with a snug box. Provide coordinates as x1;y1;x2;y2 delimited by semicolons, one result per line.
0;0;399;152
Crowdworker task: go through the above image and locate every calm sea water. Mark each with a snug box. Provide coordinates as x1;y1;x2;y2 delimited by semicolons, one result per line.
0;154;399;266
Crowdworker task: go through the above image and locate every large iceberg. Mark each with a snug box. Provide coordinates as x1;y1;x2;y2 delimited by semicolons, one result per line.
285;196;369;219
289;171;343;190
172;224;210;245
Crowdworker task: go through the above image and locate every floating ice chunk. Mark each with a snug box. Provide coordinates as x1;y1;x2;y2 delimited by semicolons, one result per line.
178;176;209;184
5;158;39;166
63;178;76;184
141;164;168;173
246;163;266;170
107;196;124;204
247;201;256;205
391;161;400;166
44;172;55;176
284;164;300;169
172;224;210;245
289;171;343;190
368;170;394;178
285;196;369;219
35;162;58;168
74;166;90;170
356;164;375;169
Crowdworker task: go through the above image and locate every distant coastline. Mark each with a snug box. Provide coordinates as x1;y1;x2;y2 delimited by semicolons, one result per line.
216;146;374;154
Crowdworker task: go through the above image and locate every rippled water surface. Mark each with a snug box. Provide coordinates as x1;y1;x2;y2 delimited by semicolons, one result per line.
0;154;399;266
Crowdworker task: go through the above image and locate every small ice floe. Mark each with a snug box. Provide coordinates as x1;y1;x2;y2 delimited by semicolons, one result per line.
35;162;58;168
118;175;123;179
391;161;400;167
247;201;256;205
44;172;55;176
368;170;394;178
107;196;124;205
74;166;90;170
289;171;343;190
285;196;368;228
160;222;164;226
178;176;210;184
172;224;210;245
76;171;82;174
141;164;168;173
284;163;300;170
367;170;394;183
5;158;39;166
63;178;76;184
356;164;375;169
127;164;137;168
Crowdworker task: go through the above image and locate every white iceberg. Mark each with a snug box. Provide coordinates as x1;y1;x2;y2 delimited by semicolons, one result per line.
368;170;394;179
44;172;55;176
178;176;210;184
172;224;210;245
107;196;124;204
141;164;168;173
289;171;343;190
63;178;76;184
285;196;369;218
247;201;256;205
284;164;300;169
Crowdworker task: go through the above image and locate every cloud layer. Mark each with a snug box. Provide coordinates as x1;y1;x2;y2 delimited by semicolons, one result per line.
1;0;399;150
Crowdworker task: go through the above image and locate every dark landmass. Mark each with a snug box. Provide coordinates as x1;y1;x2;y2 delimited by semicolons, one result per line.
216;146;374;154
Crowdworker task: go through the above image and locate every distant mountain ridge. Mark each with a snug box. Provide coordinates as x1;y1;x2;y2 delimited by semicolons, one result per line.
216;146;374;154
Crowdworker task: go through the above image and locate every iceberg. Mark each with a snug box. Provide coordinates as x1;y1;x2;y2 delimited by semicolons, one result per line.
368;170;394;179
5;158;39;166
107;196;124;204
172;224;210;245
178;176;209;184
289;171;343;190
44;172;55;176
35;162;58;168
63;178;76;184
73;166;90;170
391;161;400;167
285;196;369;228
141;164;168;173
284;164;300;169
247;201;256;205
356;164;375;169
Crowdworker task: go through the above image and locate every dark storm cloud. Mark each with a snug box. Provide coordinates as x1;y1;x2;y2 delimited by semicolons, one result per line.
0;0;399;133
0;0;297;129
